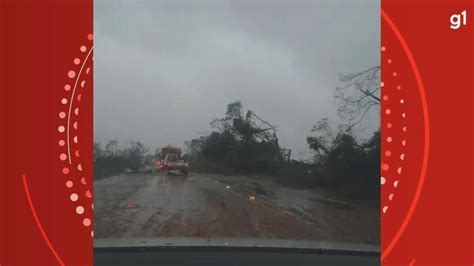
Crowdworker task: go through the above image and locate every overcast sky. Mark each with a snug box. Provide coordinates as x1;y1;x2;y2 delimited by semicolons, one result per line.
94;0;380;160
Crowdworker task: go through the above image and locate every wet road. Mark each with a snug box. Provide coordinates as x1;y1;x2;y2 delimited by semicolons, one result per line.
94;172;379;245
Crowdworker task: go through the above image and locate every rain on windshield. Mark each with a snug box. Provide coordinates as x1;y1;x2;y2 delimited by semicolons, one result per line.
94;0;380;251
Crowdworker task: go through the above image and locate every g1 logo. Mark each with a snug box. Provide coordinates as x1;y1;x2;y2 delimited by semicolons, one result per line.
450;10;467;30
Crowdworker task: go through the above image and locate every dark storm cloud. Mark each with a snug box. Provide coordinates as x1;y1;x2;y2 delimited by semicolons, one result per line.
94;0;380;160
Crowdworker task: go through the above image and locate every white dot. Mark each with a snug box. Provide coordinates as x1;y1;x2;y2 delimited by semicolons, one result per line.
381;177;386;185
68;70;76;78
66;181;73;188
70;193;78;202
83;218;91;227
76;206;84;215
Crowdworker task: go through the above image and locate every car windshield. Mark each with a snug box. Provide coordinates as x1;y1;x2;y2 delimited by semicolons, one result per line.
94;0;380;255
166;155;178;162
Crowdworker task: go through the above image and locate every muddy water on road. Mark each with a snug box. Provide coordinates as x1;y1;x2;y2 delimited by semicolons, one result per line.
94;173;378;245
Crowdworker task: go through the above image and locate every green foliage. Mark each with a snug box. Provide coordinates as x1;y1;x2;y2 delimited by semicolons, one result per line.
187;101;284;174
93;141;151;179
94;142;104;159
94;156;134;179
306;119;380;198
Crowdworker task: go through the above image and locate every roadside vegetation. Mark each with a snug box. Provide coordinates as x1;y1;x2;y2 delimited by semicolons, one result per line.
94;141;152;179
94;66;380;199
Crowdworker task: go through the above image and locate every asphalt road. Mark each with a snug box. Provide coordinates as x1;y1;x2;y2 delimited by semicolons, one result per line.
94;172;379;247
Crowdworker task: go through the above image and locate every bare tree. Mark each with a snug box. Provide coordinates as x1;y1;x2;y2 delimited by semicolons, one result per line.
105;140;118;156
334;66;380;129
128;141;149;171
306;118;349;163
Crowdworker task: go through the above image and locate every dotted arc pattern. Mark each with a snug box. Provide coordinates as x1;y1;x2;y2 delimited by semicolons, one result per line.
58;33;94;238
380;9;430;262
381;45;407;217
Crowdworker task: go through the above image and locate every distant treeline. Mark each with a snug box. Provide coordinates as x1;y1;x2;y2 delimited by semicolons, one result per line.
93;141;152;179
94;66;380;198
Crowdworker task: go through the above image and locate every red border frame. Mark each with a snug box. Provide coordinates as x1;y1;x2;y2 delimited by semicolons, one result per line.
1;1;93;264
1;0;473;265
381;0;473;264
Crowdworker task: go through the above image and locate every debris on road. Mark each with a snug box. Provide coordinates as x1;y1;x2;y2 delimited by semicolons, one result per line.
94;173;379;244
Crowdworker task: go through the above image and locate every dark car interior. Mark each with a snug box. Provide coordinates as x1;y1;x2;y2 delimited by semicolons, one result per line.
95;246;380;266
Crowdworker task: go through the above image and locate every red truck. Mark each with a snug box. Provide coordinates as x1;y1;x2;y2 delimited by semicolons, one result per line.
155;147;189;176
